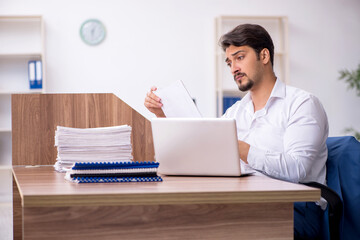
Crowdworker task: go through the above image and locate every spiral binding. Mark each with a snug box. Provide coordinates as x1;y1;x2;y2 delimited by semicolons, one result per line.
72;161;159;170
73;176;163;183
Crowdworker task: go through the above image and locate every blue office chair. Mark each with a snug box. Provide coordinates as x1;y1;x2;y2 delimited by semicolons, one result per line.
326;136;360;240
303;136;360;240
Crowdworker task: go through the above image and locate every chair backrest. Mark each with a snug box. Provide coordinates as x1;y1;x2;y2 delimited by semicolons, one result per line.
326;136;360;240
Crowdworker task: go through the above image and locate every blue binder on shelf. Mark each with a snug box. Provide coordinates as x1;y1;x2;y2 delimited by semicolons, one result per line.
28;60;42;89
223;96;241;114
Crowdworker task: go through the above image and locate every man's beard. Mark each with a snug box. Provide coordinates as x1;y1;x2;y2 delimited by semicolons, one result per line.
238;79;254;91
234;73;254;92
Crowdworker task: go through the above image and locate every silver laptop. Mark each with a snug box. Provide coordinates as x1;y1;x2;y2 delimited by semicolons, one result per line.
151;118;255;176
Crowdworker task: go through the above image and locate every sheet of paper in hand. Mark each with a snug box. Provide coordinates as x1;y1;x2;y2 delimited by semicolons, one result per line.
155;80;202;118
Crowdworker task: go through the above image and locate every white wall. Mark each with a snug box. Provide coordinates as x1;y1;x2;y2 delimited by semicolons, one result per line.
1;0;359;136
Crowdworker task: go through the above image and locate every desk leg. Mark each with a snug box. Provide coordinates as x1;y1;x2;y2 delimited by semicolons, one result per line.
23;202;293;240
12;175;22;240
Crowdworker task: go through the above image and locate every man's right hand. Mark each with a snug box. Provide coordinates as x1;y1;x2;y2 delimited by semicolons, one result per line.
144;86;166;118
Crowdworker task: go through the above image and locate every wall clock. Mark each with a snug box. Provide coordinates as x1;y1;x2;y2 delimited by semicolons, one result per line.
80;19;106;46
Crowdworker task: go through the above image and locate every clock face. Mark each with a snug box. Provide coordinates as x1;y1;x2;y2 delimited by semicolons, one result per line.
80;19;106;46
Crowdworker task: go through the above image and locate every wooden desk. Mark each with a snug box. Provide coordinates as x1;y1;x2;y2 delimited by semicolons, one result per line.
13;166;320;240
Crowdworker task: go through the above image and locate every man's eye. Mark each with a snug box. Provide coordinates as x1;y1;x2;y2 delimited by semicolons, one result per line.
227;63;231;67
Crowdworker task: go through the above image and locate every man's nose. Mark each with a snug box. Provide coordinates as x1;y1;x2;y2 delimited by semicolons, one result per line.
231;63;240;75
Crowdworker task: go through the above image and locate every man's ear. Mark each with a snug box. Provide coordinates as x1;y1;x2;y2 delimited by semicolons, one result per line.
261;48;270;65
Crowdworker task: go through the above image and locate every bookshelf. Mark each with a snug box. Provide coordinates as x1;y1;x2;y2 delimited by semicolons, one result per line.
0;16;45;168
215;16;288;116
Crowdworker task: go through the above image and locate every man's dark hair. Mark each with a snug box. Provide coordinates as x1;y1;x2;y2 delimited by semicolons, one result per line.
219;24;275;67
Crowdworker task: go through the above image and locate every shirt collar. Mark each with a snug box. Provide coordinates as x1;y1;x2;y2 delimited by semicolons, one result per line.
241;78;285;113
269;78;286;99
241;92;253;113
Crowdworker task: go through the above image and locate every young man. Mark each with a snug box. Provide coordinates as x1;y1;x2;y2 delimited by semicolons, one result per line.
144;24;329;239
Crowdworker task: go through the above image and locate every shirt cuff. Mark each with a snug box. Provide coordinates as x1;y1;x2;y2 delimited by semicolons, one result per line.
247;145;268;172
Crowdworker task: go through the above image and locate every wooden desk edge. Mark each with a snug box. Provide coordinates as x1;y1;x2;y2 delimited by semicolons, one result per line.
12;166;321;207
21;190;320;207
12;168;24;205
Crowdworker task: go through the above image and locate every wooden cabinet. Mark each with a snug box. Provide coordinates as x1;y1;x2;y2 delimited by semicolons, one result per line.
0;16;45;168
215;16;288;116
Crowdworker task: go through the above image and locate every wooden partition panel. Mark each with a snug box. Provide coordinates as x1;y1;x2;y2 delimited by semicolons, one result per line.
11;93;154;165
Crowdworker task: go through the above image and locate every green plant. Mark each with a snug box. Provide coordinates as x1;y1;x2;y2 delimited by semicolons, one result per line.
339;64;360;140
345;128;360;140
339;64;360;96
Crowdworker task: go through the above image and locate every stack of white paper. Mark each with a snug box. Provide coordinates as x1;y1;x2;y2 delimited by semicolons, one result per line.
54;125;133;172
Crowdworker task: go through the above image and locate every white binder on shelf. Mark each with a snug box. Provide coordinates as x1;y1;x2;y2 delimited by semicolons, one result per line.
35;60;42;89
28;61;36;89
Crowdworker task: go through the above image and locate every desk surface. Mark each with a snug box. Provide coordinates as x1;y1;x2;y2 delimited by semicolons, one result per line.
13;165;320;207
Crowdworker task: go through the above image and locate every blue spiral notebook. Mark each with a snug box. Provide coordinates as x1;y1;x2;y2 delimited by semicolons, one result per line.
65;161;163;183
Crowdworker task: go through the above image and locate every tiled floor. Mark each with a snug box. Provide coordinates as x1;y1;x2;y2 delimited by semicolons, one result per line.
0;168;13;240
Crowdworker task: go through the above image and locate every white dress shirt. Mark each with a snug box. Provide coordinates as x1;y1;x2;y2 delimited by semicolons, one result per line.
223;79;329;185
